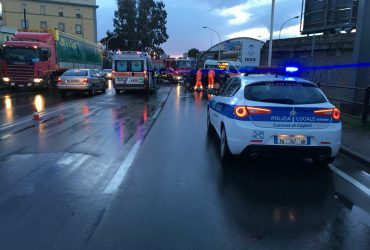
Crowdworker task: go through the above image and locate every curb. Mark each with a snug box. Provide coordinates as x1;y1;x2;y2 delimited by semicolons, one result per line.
340;146;370;167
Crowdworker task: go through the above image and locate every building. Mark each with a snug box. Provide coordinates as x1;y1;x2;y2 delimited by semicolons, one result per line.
198;37;264;67
0;0;98;42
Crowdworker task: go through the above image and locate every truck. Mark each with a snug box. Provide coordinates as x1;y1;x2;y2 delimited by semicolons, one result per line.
1;30;103;90
160;58;192;84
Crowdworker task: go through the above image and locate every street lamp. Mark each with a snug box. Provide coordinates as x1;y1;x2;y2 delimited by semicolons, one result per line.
268;0;275;67
279;16;299;39
106;36;116;52
203;26;221;60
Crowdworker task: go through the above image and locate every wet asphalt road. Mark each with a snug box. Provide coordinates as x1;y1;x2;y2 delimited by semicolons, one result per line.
0;85;369;250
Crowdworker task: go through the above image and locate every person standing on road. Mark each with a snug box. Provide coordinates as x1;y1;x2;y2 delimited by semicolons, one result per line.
208;69;215;89
194;68;203;91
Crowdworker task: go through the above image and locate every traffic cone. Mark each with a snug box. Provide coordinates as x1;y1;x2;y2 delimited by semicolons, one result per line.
33;107;40;121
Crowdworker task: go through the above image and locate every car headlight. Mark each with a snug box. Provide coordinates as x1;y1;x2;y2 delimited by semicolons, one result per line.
3;77;10;82
34;78;43;83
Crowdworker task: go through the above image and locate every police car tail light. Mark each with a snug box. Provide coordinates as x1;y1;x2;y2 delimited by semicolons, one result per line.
234;106;248;118
247;107;272;115
332;108;341;120
314;108;341;120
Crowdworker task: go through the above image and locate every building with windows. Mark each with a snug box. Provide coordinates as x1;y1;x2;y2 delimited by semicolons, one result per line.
0;0;98;42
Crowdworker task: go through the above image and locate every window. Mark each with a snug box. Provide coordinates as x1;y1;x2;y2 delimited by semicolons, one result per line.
90;70;97;77
131;60;143;72
116;61;128;72
40;21;47;30
220;78;241;97
40;6;45;15
62;69;88;77
114;60;144;72
76;9;81;18
244;82;327;105
58;23;65;32
75;24;82;34
21;19;28;29
58;7;63;16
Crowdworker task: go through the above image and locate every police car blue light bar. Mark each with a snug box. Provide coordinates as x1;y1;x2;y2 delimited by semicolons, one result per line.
285;66;299;73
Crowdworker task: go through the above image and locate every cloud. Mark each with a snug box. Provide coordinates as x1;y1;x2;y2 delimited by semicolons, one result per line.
226;24;302;41
215;0;272;26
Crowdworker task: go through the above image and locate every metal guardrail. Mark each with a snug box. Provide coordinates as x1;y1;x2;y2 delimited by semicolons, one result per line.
318;84;370;124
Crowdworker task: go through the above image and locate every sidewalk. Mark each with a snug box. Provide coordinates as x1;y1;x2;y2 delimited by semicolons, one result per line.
341;124;370;167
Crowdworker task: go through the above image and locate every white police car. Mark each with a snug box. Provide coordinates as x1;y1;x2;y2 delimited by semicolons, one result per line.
207;70;341;165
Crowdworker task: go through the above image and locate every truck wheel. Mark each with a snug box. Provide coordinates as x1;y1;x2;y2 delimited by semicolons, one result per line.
115;89;120;95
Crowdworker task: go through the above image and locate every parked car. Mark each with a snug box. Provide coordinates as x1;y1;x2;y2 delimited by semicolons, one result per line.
207;69;341;165
57;68;107;98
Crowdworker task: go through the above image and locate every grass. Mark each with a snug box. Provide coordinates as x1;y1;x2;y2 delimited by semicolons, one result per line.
342;115;370;132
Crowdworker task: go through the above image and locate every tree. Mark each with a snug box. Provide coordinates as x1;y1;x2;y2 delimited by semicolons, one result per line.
187;48;200;59
109;0;168;53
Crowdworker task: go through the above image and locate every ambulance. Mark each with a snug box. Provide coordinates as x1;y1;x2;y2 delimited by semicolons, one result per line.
112;51;154;94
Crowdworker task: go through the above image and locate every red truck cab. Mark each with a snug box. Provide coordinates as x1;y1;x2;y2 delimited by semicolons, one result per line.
2;32;56;89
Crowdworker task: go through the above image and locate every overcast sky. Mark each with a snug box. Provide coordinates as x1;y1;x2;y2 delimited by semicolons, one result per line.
96;0;303;56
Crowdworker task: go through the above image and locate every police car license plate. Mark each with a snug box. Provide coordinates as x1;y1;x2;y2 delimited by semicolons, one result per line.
274;135;310;145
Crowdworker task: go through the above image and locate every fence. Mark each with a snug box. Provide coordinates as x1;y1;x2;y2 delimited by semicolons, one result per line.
318;84;370;124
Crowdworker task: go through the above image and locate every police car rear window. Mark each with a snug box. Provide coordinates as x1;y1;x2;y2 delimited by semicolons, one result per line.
244;81;327;105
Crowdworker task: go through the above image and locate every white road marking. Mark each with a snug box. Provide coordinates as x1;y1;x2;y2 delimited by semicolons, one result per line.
58;154;89;170
329;164;370;195
1;134;11;140
152;108;161;120
103;141;141;194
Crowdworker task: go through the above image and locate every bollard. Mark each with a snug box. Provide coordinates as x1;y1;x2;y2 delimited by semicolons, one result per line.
33;106;40;121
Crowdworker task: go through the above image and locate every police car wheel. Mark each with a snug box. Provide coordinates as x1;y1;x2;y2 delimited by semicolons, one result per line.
220;127;232;162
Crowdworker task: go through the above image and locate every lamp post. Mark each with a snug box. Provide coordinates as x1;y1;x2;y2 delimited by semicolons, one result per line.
203;26;221;60
279;16;299;39
268;0;275;67
106;36;116;52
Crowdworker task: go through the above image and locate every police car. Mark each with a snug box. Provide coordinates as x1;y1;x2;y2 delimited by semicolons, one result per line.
207;67;341;165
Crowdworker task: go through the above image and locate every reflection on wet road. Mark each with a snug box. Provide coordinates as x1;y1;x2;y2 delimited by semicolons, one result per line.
0;85;369;249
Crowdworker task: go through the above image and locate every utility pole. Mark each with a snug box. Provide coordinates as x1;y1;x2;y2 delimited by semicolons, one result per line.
352;0;370;100
268;0;275;66
23;9;27;29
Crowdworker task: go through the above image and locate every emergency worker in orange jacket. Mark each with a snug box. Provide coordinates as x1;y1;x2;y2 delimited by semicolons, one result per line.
194;68;203;90
208;69;215;89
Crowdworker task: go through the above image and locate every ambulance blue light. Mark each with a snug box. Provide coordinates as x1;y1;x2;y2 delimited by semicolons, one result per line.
285;66;299;73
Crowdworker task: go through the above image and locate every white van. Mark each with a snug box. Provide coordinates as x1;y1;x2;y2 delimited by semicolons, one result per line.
112;51;154;94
